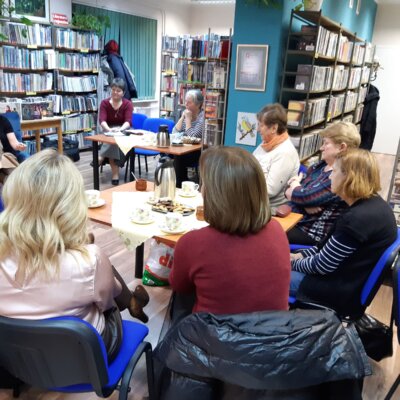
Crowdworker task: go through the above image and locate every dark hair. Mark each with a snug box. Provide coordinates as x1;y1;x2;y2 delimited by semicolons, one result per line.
200;146;271;236
111;78;126;91
257;103;287;135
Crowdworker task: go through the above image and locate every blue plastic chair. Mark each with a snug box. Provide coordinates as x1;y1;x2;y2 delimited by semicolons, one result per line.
384;256;400;400
289;228;400;316
133;118;175;176
0;316;155;399
0;112;29;162
131;112;148;129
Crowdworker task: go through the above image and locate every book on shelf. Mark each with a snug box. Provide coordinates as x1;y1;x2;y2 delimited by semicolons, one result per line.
287;100;307;127
212;66;225;89
0;98;53;120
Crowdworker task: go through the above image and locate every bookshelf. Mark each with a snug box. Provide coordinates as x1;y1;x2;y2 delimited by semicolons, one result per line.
0;20;101;153
160;31;231;147
279;10;375;161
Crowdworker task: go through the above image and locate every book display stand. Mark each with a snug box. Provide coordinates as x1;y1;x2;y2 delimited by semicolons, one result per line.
160;30;232;147
0;20;101;154
387;138;400;226
279;10;375;162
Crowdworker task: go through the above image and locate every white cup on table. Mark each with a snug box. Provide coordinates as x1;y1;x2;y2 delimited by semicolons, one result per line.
182;181;199;195
165;212;183;231
132;206;151;222
85;190;100;207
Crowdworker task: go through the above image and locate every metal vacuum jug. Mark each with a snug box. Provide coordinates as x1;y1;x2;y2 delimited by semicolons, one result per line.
156;124;170;147
154;156;176;200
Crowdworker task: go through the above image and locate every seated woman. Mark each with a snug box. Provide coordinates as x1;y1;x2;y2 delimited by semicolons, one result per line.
98;78;133;185
252;103;299;215
285;122;360;245
0;114;28;163
290;149;397;318
172;89;204;186
0;149;149;362
169;146;290;319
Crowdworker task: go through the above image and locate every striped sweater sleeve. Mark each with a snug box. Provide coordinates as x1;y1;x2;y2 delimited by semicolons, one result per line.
292;232;358;275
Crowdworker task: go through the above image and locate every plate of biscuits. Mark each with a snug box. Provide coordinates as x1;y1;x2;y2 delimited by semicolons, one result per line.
151;199;195;216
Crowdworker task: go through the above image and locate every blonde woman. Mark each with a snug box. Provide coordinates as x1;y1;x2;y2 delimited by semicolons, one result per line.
290;149;397;318
0;150;149;361
285;121;361;245
169;147;290;318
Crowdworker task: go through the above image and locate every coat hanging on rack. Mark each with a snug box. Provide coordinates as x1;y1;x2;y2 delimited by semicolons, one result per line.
360;84;380;151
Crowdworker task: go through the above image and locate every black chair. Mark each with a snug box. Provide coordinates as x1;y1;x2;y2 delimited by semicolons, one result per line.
384;256;400;400
0;316;155;399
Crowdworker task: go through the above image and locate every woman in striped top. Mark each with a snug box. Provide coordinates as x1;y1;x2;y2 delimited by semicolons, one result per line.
290;149;397;318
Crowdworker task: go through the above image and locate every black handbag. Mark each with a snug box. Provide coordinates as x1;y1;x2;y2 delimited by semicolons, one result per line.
353;312;393;362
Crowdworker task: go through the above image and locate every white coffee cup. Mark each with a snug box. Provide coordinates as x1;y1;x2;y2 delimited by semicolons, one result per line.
132;206;151;222
182;181;199;195
165;212;183;231
85;190;100;207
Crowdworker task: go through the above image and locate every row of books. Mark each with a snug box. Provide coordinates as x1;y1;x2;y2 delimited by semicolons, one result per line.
294;64;333;92
287;97;328;128
0;22;52;47
161;75;178;92
62;113;97;132
0;98;53;120
162;36;179;51
177;34;229;59
177;61;207;83
160;94;176;112
47;94;97;114
354;104;364;124
161;53;178;72
344;91;358;113
55;29;101;51
57;52;100;71
0;47;57;70
206;64;226;89
327;93;346;120
205;120;223;146
56;75;97;92
67;132;95;149
205;91;224;119
290;129;323;160
0;70;53;93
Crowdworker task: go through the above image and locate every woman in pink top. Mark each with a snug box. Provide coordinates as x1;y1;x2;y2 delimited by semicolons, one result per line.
0;149;149;361
169;146;291;322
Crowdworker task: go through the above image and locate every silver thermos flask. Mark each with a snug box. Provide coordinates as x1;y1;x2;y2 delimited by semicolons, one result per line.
154;156;176;200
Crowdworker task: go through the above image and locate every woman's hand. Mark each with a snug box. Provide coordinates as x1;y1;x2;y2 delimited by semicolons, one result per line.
13;142;27;151
290;252;303;262
183;109;192;120
304;206;323;215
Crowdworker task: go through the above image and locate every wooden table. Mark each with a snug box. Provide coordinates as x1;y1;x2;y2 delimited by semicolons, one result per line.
21;116;64;153
85;134;202;190
88;182;303;278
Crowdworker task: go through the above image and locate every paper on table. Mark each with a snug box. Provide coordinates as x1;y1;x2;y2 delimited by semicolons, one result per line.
111;191;207;251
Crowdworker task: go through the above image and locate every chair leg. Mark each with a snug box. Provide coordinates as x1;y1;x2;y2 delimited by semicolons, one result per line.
138;155;142;176
118;341;153;400
145;156;149;173
384;374;400;400
124;156;130;183
145;344;156;400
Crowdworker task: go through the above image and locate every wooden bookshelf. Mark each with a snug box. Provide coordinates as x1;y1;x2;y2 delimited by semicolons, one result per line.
279;10;375;161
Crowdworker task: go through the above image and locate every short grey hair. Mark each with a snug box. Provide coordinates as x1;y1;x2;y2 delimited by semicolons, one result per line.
111;78;126;91
186;89;204;107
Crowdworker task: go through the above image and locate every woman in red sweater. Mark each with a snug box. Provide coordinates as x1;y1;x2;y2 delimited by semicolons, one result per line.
169;146;290;318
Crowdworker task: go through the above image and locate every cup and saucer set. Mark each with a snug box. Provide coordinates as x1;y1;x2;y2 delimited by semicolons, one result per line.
85;190;106;208
178;181;199;198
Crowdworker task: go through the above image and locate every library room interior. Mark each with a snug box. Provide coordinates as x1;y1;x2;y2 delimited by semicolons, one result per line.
0;0;400;399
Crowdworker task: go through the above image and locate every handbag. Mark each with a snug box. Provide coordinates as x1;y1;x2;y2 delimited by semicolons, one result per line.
353;312;393;362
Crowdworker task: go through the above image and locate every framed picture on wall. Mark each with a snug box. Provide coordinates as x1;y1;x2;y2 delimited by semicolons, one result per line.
11;0;50;23
235;44;268;92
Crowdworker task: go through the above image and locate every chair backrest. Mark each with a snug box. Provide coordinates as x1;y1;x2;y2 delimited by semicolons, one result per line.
131;113;148;129
0;112;22;141
393;255;400;344
361;228;400;308
142;118;175;134
0;316;109;396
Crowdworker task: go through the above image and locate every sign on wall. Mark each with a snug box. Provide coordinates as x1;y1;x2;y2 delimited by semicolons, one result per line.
235;112;258;146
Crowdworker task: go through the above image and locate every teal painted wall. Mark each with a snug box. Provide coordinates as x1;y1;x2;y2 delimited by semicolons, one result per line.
224;0;378;151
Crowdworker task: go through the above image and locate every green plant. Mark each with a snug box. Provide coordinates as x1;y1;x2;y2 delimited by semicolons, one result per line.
244;0;281;8
72;13;110;35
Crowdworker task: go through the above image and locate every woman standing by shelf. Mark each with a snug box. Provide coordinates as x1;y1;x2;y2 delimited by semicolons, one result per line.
98;78;133;186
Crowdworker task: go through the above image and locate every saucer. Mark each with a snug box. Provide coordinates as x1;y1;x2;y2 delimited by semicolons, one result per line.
131;217;155;225
159;223;187;234
178;190;197;198
88;198;106;208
